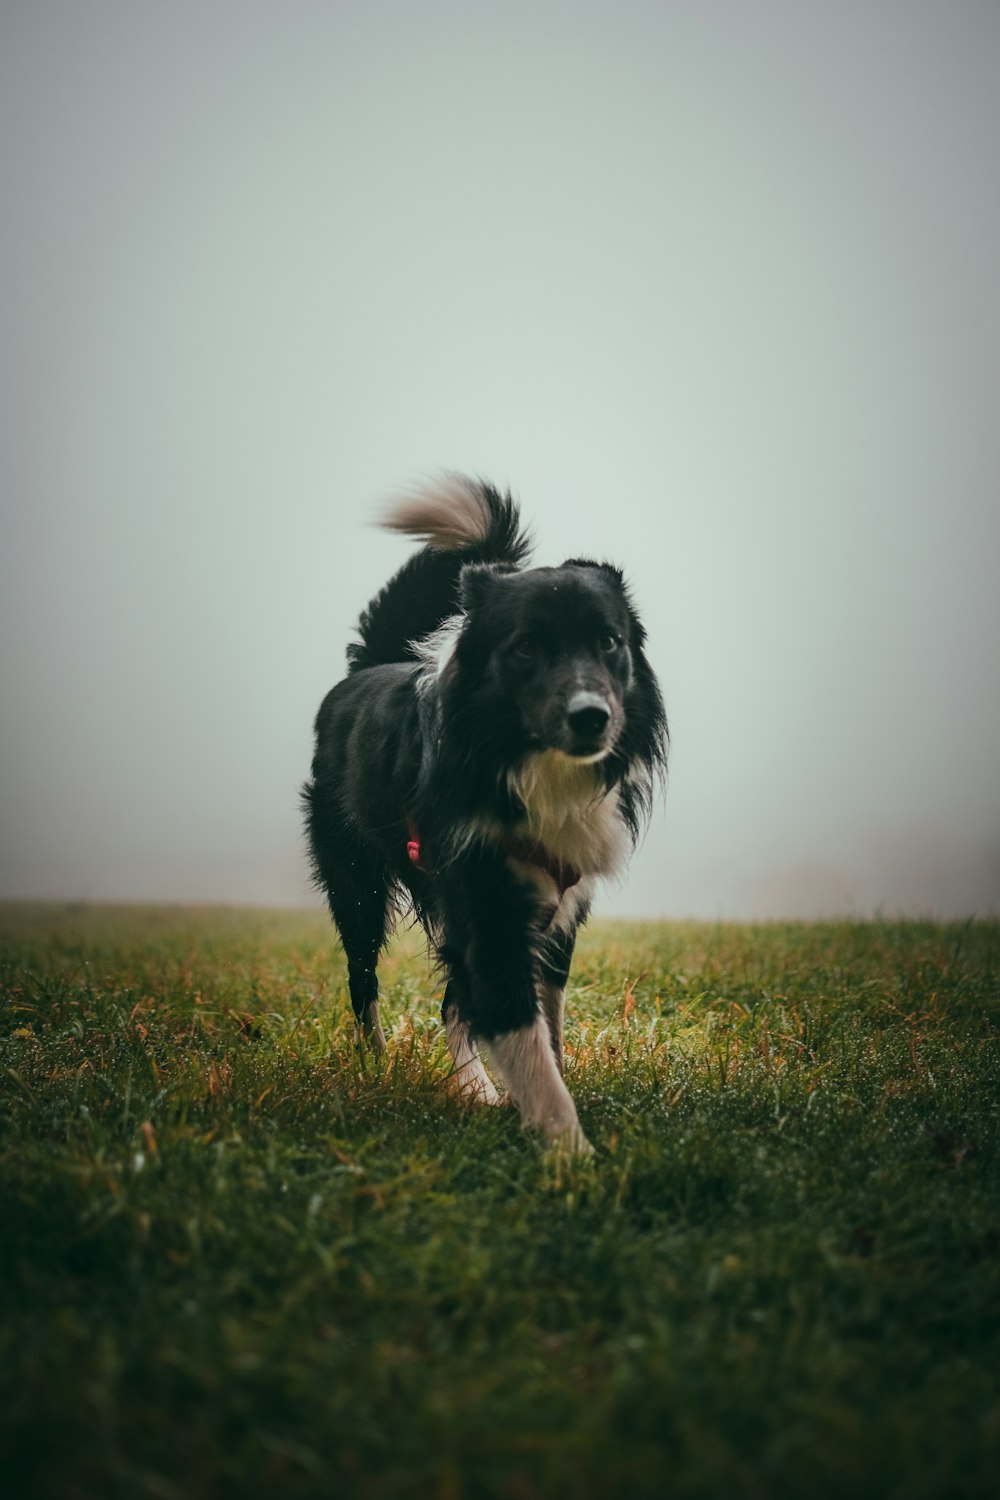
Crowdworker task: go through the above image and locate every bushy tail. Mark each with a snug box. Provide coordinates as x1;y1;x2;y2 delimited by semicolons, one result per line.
346;474;531;672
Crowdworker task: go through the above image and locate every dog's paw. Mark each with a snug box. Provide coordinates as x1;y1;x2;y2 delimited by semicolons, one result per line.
542;1122;595;1160
445;1068;502;1106
539;1127;598;1193
354;1002;388;1056
353;1022;387;1060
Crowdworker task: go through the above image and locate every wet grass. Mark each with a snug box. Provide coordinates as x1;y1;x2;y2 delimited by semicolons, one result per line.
1;903;998;1498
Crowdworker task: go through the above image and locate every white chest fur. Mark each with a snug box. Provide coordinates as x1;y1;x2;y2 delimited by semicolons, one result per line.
506;750;627;880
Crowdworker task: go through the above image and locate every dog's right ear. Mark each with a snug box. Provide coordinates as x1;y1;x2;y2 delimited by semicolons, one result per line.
458;561;515;612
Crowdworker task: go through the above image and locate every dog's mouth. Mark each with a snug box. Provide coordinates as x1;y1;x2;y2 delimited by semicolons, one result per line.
566;741;613;763
524;730;616;763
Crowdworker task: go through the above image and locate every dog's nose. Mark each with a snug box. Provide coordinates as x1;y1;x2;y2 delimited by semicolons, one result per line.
567;692;611;741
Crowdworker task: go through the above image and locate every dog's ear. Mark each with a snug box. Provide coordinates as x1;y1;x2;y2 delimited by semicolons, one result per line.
560;557;625;585
561;557;647;645
458;561;515;612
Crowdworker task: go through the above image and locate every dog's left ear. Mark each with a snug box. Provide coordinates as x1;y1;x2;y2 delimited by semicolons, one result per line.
560;557;624;585
562;557;646;643
458;561;515;612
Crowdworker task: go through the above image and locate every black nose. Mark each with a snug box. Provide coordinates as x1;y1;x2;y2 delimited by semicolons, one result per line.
567;692;611;741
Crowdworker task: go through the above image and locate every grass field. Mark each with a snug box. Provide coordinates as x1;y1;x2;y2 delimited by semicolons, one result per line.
1;903;998;1499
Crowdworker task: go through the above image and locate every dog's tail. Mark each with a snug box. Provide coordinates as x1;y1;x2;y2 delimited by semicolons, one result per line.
347;473;531;672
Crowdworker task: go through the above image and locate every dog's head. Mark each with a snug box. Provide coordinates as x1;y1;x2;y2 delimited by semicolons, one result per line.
452;559;645;763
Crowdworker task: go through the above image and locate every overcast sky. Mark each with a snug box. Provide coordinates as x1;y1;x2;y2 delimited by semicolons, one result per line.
2;2;998;919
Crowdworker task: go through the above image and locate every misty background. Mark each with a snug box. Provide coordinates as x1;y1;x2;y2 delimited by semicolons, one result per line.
2;2;998;920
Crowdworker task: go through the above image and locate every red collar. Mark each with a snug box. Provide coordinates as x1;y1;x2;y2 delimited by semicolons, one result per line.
406;823;427;871
406;823;581;896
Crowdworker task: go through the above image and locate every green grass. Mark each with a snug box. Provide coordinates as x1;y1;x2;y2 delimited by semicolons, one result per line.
1;903;998;1499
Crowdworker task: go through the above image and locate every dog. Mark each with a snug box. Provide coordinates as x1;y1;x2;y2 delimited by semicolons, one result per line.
303;475;667;1153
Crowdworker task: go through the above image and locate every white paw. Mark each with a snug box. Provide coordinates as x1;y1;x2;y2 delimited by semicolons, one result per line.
354;1005;387;1054
541;1119;595;1158
446;1067;501;1106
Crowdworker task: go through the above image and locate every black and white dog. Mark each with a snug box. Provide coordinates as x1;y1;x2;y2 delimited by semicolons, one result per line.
303;475;666;1153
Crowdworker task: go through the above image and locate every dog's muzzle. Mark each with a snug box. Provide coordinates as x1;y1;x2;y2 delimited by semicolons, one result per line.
566;690;613;757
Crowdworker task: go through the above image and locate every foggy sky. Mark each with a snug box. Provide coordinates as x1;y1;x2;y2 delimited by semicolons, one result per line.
2;2;999;919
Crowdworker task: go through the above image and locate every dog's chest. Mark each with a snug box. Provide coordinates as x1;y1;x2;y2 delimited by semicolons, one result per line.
507;752;627;880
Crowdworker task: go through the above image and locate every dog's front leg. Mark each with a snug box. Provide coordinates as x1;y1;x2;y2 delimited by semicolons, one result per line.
442;864;592;1154
486;1016;591;1155
441;980;500;1104
536;924;580;1076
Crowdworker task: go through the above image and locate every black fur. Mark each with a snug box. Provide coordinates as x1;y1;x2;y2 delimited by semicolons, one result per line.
303;476;667;1146
346;481;529;672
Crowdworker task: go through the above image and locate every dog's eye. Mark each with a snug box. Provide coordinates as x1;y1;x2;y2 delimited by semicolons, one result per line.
599;633;622;654
512;637;540;661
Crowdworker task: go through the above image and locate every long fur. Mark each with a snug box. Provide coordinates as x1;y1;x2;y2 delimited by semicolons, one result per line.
346;474;530;673
303;474;667;1153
